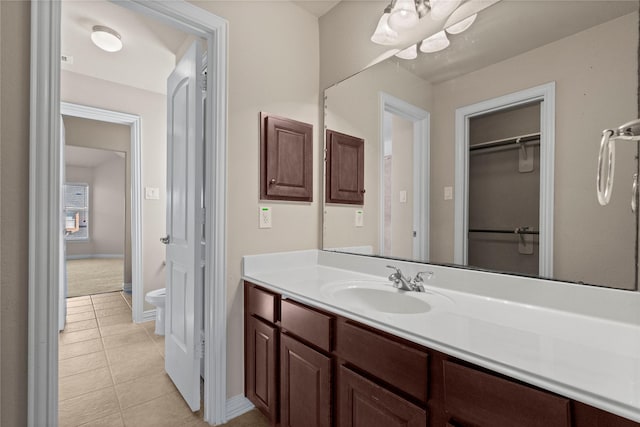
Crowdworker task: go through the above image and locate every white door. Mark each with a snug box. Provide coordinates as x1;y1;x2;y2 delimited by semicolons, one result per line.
164;41;204;412
59;117;67;331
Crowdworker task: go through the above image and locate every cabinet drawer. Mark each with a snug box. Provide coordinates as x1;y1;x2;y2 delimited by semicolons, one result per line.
443;361;571;427
281;299;333;352
338;365;426;427
246;283;279;324
335;319;428;402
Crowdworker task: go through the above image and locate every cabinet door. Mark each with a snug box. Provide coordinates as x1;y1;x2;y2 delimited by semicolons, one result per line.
246;315;278;424
280;334;332;427
338;365;426;427
326;129;365;204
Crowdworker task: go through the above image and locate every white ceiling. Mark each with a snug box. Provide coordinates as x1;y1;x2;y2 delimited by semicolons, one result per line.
293;1;341;17
61;0;192;95
398;1;637;84
65;145;124;168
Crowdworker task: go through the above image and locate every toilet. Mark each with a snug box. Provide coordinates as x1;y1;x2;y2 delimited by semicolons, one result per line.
145;288;166;336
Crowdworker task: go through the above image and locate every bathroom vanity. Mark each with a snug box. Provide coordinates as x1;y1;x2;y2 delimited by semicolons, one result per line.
242;250;640;427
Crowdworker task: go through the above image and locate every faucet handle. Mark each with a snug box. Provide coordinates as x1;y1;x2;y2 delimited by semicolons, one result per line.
386;265;401;273
414;271;434;282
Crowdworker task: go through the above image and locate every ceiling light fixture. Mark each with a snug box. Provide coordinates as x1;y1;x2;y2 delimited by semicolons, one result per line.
90;25;123;53
388;0;419;31
395;44;418;60
420;30;450;53
371;4;399;45
446;13;477;34
372;0;478;60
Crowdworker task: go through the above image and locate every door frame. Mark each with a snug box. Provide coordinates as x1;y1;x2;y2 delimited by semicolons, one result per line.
453;82;555;277
29;1;228;425
379;92;430;261
60;102;144;323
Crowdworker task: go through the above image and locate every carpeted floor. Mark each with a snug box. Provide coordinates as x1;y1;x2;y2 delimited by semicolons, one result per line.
66;258;124;297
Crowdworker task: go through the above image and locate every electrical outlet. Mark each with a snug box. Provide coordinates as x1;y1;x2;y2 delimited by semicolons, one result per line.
399;190;407;203
259;207;272;229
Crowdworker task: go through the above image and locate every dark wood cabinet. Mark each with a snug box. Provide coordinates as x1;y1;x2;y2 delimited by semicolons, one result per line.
245;315;279;424
280;333;332;427
325;129;365;205
243;281;640;427
260;112;313;202
337;365;427;427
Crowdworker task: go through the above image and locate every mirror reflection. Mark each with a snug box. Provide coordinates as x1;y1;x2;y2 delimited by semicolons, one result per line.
323;1;639;290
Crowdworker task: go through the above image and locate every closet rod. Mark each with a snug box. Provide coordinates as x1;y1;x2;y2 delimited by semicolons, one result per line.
468;228;539;235
470;132;541;152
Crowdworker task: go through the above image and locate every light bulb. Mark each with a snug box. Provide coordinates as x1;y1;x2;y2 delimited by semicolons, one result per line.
371;12;399;45
395;44;418;60
419;31;450;53
446;14;477;35
429;0;462;21
388;0;419;31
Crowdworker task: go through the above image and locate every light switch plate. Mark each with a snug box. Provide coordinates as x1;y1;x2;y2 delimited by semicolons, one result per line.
355;210;364;227
399;190;407;203
444;186;453;200
145;187;160;200
259;207;272;229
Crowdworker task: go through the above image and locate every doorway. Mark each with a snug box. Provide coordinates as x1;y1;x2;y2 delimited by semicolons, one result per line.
29;1;228;425
454;82;556;277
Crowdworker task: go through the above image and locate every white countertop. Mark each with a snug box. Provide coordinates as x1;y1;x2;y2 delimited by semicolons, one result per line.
242;249;640;423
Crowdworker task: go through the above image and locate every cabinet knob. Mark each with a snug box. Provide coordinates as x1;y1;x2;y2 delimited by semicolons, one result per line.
360;189;366;194
269;178;276;185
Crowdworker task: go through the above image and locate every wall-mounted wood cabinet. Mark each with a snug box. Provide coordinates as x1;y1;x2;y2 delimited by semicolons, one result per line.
244;281;640;427
260;112;313;202
325;130;365;205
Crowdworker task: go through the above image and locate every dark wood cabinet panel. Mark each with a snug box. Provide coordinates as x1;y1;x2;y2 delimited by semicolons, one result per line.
326;129;365;205
337;365;427;427
280;334;332;427
245;316;279;424
335;319;429;402
260;112;313;202
443;360;571;427
281;299;333;352
246;284;279;324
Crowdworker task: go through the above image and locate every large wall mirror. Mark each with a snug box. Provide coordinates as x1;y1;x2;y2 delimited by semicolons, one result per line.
323;0;639;291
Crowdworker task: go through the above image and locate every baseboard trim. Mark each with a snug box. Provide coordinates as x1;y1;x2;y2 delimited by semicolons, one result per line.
225;395;254;421
122;282;132;292
142;309;156;323
66;254;124;260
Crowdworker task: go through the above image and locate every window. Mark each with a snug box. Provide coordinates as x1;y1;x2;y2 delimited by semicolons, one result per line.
64;183;89;241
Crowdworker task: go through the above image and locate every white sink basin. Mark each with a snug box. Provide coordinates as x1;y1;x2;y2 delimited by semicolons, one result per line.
321;280;445;314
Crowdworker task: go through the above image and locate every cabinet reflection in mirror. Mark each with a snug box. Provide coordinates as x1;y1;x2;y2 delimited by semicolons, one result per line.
323;1;639;290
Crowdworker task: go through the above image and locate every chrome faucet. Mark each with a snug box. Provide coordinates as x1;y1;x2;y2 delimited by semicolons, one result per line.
386;266;433;292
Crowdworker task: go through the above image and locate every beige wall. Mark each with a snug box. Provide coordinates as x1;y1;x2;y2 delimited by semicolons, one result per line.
188;1;320;398
0;1;30;425
323;59;432;252
61;72;167;308
430;12;638;288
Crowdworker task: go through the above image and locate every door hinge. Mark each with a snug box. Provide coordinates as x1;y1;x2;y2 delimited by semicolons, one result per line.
199;73;207;91
197;332;205;358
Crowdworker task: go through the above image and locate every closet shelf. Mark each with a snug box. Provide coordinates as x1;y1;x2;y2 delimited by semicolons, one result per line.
468;227;539;235
470;132;541;152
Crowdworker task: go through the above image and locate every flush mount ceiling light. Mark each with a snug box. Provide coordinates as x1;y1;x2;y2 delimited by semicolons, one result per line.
90;25;123;53
372;0;478;59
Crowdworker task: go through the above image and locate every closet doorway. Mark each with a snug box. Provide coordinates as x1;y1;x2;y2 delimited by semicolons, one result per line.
454;82;556;277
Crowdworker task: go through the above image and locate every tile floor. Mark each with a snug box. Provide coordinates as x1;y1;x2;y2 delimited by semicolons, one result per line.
59;291;268;427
